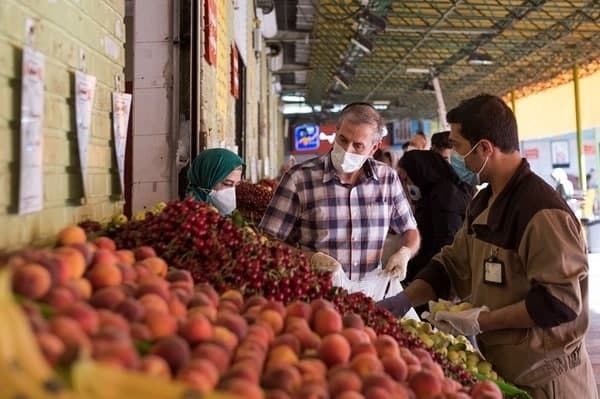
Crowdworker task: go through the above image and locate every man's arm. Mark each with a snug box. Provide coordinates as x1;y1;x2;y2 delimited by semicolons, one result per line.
399;228;420;257
478;301;536;331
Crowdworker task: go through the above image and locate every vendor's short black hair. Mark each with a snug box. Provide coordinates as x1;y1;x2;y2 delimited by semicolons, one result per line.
431;131;451;149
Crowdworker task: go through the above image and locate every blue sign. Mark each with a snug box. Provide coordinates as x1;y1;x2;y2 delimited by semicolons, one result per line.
294;124;320;151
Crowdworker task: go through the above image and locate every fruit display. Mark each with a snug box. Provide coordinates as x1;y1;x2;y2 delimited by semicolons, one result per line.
0;228;507;399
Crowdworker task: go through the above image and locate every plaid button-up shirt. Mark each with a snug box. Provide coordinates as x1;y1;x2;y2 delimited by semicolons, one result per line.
259;152;417;280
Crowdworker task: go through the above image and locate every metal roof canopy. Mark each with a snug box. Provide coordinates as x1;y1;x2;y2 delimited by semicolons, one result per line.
272;0;600;119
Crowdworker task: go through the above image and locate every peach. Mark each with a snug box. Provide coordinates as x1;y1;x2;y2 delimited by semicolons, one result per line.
49;316;91;352
297;358;327;380
220;377;265;399
188;292;214;308
192;342;231;374
170;286;192;305
177;368;214;393
294;328;322;352
115;249;136;265
399;347;420;367
381;355;408;382
166;269;193;286
67;278;92;300
136;278;171;301
194;283;220;306
312;307;343;337
179;314;214;346
35;331;65;366
86;263;122;289
117;263;137;284
68;242;96;268
243;305;263;324
441;377;462;394
422;361;445;380
362;373;396;394
234;338;268;363
134;263;153;281
223;359;261;384
184;358;220;386
363;386;392;399
285;301;313;320
140;257;168;277
319;333;351;367
266;389;291;399
261;300;287;317
134;246;157;260
97;309;130;333
139;293;169;314
271;333;301;356
92;249;119;267
363;327;377;343
130;322;152;341
243;295;269;311
115;298;146;322
168;297;187;320
470;380;502;399
350;353;383;378
145;310;177;339
261;365;302;394
409;370;442;399
37;256;69;286
284;316;310;333
294;381;329;399
218;299;241;314
188;305;217;322
246;322;275;349
90;286;126;310
411;348;434;365
336;391;365;399
341;328;370;347
60;301;99;335
139;354;171;379
212;325;240;353
216;311;248;340
93;236;116;251
57;225;86;246
259;309;284;335
310;298;335;313
55;247;87;279
266;345;299;369
151;335;191;375
351;342;377;358
42;286;76;310
328;368;362;396
12;263;52;299
342;313;365;330
374;335;400;359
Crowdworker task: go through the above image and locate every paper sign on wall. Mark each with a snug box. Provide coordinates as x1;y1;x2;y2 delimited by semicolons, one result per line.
112;92;132;194
19;46;45;214
75;71;97;198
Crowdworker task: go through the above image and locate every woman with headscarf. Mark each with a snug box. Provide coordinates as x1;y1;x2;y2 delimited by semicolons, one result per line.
187;148;245;215
398;150;473;289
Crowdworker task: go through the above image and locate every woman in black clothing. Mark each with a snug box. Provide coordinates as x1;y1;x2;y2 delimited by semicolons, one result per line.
397;151;473;292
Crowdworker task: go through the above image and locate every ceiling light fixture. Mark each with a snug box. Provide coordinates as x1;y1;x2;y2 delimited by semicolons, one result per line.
333;74;350;90
406;67;431;74
468;51;494;66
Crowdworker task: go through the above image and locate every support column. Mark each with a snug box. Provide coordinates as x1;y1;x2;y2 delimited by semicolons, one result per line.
574;64;586;191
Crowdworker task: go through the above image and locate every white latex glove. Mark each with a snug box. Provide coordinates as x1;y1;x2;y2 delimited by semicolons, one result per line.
383;246;412;281
432;306;490;336
310;252;341;272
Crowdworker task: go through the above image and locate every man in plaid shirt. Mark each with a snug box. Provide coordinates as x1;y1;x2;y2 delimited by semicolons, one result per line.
259;103;420;290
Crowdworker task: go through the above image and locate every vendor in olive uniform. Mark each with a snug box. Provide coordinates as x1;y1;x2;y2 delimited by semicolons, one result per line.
378;94;598;398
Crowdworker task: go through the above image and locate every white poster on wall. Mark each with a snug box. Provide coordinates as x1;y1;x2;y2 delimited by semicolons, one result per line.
112;92;132;194
19;46;45;214
75;71;97;198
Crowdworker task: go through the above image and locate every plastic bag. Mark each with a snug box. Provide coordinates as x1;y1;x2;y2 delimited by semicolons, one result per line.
330;265;419;320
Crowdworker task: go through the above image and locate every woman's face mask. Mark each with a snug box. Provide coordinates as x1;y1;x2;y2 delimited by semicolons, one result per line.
209;186;236;215
331;142;369;174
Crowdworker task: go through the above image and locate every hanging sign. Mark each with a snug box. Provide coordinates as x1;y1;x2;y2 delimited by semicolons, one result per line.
111;92;132;194
75;70;97;198
19;19;46;215
524;148;539;160
204;0;217;65
584;144;595;155
231;45;239;98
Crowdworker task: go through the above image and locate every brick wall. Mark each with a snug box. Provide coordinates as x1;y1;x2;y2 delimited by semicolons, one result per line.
0;0;125;249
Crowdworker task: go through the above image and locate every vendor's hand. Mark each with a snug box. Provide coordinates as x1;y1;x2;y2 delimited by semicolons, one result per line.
383;246;412;281
432;306;490;336
310;252;341;272
376;292;412;317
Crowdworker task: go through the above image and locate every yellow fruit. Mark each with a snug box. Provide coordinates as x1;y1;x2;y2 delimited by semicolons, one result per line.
133;211;146;221
449;302;474;312
477;361;493;375
417;333;434;348
431;301;451;313
112;214;128;226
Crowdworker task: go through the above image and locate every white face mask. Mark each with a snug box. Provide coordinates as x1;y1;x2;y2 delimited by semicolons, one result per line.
452;140;490;184
209;187;236;215
331;142;368;174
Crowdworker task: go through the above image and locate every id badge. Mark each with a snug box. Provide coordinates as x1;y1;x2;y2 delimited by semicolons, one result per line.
483;255;505;286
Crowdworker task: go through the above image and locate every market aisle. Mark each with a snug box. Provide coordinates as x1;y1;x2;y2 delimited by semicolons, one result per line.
586;253;600;392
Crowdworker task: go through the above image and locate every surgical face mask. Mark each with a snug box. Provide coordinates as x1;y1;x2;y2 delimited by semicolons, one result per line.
331;142;368;174
452;141;489;184
209;186;236;215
